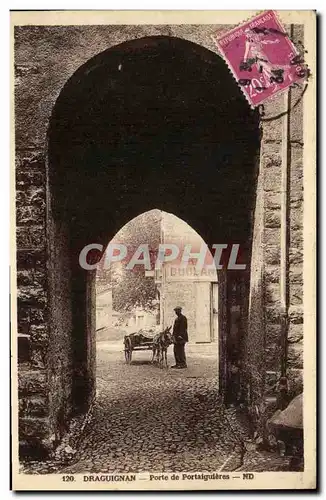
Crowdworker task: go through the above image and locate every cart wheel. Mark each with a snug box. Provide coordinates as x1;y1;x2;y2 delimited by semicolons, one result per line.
124;338;132;364
125;348;132;364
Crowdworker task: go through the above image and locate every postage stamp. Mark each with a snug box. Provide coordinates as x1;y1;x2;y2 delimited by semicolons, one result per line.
212;10;310;107
10;10;316;492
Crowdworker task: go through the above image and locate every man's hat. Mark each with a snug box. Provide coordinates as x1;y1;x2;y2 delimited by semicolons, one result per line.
174;306;182;311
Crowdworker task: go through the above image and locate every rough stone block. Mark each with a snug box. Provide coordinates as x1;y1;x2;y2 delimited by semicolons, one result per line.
288;323;303;344
265;210;281;228
27;397;49;418
291;23;304;45
263;228;280;246
287;369;303;400
289;283;303;305
15;152;45;174
17;269;46;288
289;266;303;285
290;195;304;212
265;245;280;265
265;283;280;305
19;417;50;439
16;169;45;189
18;370;47;396
289;83;304;143
290;230;303;251
265;370;278;395
287;343;303;369
16;226;45;250
261;93;284;141
265;323;282;348
29;324;48;343
19;396;48;418
262;142;282;167
265;192;281;210
290;194;304;210
265;304;282;324
17;270;33;287
16;185;45;205
290;206;303;230
290;144;304;198
16;250;46;271
16;204;45;226
289;247;303;266
16;186;45;224
264;265;280;284
17;285;47;308
263;165;282;192
29;308;47;324
30;346;46;370
288;305;303;324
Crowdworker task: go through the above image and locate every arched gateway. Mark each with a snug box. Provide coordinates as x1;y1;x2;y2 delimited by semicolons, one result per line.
47;35;260;424
23;27;310;458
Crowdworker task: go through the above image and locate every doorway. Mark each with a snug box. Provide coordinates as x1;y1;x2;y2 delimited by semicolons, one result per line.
47;35;260;420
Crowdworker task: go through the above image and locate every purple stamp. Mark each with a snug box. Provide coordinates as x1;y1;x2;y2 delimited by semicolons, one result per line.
213;10;309;108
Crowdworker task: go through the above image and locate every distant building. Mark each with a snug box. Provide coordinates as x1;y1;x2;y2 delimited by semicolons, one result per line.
126;307;157;332
160;212;219;344
96;286;113;330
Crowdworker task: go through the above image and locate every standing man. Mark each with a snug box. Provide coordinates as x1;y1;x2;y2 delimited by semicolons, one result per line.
172;306;188;369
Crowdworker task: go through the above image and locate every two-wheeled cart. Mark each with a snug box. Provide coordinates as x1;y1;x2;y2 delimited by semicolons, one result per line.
123;331;155;364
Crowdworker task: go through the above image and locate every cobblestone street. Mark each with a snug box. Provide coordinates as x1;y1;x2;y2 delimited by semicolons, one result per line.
62;342;242;473
22;341;292;474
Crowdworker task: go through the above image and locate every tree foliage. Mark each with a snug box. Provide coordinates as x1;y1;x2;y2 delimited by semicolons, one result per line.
107;209;161;312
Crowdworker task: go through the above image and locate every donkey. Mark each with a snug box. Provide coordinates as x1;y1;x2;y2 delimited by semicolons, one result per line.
152;326;173;369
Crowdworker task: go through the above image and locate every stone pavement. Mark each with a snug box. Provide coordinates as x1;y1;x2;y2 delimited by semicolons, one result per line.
21;342;293;474
61;342;241;473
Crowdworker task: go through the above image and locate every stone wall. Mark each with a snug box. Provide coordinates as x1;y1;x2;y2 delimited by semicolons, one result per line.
245;23;304;425
16;151;52;454
262;23;304;403
17;149;75;454
288;140;304;399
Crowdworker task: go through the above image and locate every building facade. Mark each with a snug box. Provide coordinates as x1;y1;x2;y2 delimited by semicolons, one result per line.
96;287;113;331
160;212;218;344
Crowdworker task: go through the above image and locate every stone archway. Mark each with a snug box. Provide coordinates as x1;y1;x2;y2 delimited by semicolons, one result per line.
95;208;220;345
46;35;260;437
